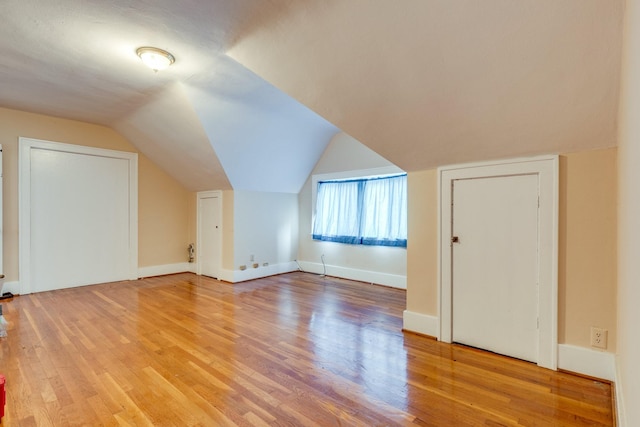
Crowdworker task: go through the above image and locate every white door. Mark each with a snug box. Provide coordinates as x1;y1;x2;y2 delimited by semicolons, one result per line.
452;174;539;362
198;193;221;279
29;147;135;292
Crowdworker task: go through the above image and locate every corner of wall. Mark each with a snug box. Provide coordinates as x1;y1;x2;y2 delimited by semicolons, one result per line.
402;310;439;338
615;353;627;427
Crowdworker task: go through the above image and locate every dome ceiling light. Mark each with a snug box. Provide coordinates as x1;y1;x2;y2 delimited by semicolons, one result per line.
136;47;175;72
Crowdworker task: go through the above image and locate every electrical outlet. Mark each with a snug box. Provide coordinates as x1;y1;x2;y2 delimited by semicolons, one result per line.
590;327;608;349
250;254;254;262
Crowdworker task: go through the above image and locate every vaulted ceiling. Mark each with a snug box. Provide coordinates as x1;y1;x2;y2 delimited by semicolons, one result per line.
0;1;623;192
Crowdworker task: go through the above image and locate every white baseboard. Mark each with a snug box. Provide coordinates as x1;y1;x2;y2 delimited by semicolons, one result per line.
557;344;616;381
0;280;20;295
397;320;617;383
402;310;439;338
297;261;406;289
217;268;235;283
614;354;626;427
224;262;298;283
138;262;193;278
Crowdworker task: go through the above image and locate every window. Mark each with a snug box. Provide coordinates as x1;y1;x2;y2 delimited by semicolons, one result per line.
312;174;407;247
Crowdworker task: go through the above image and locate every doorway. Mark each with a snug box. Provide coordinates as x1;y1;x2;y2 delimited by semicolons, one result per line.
197;191;222;279
439;156;558;369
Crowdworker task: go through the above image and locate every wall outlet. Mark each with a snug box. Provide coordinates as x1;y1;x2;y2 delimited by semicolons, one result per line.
250;254;254;262
590;327;608;349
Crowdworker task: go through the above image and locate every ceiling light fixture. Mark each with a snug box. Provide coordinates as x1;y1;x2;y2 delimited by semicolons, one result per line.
136;47;175;71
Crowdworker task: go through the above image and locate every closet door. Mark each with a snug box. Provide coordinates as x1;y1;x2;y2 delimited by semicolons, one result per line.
452;174;539;363
20;138;138;293
198;191;222;279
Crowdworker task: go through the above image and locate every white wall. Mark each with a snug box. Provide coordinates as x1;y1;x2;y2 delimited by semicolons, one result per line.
297;132;407;288
230;190;299;281
616;1;640;425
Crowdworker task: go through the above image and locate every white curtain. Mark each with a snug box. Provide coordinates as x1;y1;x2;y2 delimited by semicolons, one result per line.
312;174;407;247
361;175;407;246
312;179;362;244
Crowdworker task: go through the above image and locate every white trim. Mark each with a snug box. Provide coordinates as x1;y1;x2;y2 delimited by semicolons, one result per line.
196;190;223;278
138;263;193;278
312;165;405;186
296;260;406;289
557;344;616;382
438;155;559;370
225;262;298;283
18;137;138;295
615;354;626;427
402;310;438;337
0;280;19;296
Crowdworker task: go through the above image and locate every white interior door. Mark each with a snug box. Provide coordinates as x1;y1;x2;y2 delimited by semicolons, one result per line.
19;138;138;294
452;174;539;363
198;192;221;279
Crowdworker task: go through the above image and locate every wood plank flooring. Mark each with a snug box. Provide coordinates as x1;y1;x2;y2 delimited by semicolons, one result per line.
0;272;613;426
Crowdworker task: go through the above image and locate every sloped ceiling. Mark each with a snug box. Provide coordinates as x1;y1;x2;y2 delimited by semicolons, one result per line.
112;83;231;191
229;0;624;171
0;0;624;191
182;57;338;193
0;0;336;192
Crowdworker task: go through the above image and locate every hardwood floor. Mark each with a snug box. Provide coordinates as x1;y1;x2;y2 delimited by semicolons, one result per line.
0;272;613;426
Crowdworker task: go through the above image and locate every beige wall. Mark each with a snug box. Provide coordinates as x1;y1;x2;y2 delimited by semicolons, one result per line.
406;148;617;351
559;148;617;350
617;1;640;421
187;192;197;262
406;169;438;314
138;155;191;267
0;107;192;282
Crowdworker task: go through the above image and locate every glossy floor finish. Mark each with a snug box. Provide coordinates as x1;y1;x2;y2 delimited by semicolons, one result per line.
0;272;613;426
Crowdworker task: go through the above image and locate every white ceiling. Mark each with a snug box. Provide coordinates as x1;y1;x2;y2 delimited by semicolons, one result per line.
0;0;337;192
0;1;624;191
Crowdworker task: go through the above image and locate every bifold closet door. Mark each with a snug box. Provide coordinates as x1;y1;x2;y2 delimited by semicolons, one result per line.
30;148;132;292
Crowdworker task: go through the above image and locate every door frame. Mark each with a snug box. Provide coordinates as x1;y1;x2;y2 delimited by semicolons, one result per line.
19;137;138;295
438;155;559;370
196;190;223;277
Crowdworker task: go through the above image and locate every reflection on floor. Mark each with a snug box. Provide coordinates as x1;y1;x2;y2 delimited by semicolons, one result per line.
0;272;613;426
